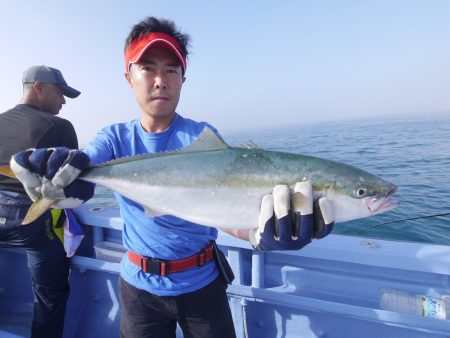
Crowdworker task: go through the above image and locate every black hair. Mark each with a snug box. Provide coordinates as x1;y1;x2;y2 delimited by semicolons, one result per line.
124;17;190;59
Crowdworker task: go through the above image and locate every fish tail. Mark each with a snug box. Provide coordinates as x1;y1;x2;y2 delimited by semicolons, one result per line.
0;166;57;224
0;165;16;178
22;197;56;225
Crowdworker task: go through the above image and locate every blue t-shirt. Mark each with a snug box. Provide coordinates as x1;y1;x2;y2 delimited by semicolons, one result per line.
83;114;219;296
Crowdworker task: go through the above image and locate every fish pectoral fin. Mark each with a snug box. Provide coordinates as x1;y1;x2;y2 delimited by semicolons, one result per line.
144;207;163;218
22;197;56;225
0;165;16;179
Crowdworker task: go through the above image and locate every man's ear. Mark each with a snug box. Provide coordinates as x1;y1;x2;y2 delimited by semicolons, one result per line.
125;71;133;88
32;81;42;96
182;76;186;84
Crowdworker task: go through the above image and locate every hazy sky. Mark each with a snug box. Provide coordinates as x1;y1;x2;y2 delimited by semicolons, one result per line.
1;0;449;145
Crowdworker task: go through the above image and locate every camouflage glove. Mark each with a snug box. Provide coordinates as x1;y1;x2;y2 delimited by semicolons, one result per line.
249;182;335;251
10;147;94;209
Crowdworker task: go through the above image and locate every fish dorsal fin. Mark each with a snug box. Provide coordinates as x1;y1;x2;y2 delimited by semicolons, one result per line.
94;127;229;168
182;127;229;152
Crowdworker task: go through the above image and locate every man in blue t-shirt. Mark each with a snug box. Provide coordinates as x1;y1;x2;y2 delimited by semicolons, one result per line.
10;17;335;338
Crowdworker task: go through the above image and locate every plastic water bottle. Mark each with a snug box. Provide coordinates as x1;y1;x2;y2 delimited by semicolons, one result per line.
379;289;450;320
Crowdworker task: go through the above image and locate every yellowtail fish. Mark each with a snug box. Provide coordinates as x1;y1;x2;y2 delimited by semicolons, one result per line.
0;128;398;228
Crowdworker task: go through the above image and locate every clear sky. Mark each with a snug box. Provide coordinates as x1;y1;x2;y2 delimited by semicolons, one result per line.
1;0;449;145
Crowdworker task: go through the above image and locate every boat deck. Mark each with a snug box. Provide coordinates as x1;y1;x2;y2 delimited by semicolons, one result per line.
1;203;450;337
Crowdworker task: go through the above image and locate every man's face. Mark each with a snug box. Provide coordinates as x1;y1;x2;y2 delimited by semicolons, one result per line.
39;83;66;115
126;46;185;127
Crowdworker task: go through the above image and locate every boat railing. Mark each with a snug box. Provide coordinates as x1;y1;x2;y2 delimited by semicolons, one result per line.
1;202;450;337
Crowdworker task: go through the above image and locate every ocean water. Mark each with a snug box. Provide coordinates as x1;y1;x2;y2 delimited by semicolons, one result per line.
90;115;450;246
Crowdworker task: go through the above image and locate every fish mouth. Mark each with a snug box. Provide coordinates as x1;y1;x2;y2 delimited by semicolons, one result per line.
367;184;399;214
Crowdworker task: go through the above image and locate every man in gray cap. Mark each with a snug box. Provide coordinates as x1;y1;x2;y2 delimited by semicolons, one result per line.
0;65;80;338
21;65;80;114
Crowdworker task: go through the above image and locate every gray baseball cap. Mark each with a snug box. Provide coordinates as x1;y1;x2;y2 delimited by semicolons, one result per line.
22;65;81;98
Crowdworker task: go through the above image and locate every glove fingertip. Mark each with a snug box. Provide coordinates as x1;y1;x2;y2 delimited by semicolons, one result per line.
259;194;274;227
47;148;70;179
292;181;313;214
67;150;91;170
11;149;34;170
318;197;335;224
28;149;52;176
10;156;42;189
294;181;312;194
273;185;290;218
63;180;95;201
248;228;261;250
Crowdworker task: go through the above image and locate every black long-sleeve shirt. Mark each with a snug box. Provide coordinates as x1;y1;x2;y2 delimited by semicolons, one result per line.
0;104;78;193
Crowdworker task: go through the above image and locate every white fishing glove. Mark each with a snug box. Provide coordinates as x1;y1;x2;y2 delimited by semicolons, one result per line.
249;181;335;251
10;147;94;209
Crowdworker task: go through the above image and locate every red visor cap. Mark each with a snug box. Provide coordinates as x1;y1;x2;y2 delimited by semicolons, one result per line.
125;32;186;74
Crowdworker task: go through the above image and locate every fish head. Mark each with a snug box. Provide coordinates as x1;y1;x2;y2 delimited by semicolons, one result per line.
315;166;399;223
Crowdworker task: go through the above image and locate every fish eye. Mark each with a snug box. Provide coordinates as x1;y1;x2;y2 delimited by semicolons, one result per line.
354;187;368;198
